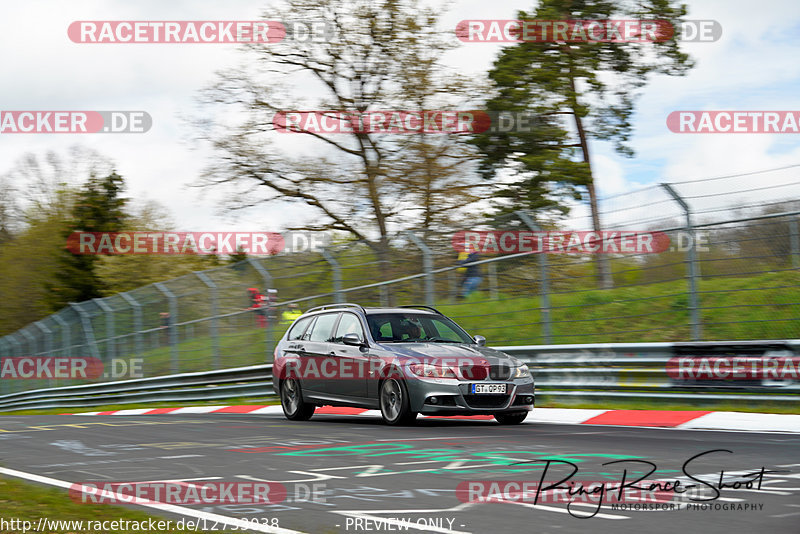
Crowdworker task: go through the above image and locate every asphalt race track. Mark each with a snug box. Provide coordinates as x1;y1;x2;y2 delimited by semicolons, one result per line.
0;412;799;534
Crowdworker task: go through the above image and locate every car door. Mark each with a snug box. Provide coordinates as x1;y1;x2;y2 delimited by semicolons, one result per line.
328;312;371;399
301;312;340;396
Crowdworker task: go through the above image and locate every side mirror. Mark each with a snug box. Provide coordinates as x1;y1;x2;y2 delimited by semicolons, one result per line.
342;333;364;346
473;335;486;347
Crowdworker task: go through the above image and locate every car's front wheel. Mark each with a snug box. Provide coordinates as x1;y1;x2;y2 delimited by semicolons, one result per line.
280;377;315;421
379;378;416;425
494;411;528;425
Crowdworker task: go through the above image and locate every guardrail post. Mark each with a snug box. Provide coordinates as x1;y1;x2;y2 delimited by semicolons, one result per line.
154;283;179;374
93;298;116;363
195;272;221;370
69;302;102;361
661;183;702;341
404;231;434;306
119;293;143;361
790;217;799;269
516;210;552;344
247;257;276;359
322;247;344;304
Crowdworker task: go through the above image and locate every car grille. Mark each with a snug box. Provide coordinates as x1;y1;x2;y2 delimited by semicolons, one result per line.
460;364;488;380
461;364;512;380
490;364;511;380
463;395;510;409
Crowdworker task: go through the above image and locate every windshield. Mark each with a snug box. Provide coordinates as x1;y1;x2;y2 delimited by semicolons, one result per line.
366;313;474;344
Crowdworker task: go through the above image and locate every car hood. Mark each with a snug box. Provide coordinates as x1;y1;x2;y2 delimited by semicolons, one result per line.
376;342;520;366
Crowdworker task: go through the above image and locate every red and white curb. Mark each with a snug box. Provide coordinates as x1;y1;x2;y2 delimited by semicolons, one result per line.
65;405;800;433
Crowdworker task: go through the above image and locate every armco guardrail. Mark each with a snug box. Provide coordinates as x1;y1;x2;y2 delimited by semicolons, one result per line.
0;341;798;412
0;365;273;412
501;341;800;402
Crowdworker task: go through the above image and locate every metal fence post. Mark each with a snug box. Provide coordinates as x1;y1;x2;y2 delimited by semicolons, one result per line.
195;272;221;370
516;210;552;344
119;293;143;361
322;247;344;304
247;257;275;359
93;298;116;363
69;302;102;361
20;327;37;357
34;321;53;357
34;321;54;386
8;334;22;357
404;231;434;306
154;283;179;374
661;183;702;341
487;262;499;300
790;217;799;269
0;339;8;394
52;313;71;358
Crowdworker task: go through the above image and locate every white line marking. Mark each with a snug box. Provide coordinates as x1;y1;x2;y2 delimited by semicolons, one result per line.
0;466;306;534
109;408;154;415
375;436;503;441
170;406;226;414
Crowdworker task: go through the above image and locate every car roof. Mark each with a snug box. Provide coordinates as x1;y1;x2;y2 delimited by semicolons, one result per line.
301;304;440;316
364;307;438;315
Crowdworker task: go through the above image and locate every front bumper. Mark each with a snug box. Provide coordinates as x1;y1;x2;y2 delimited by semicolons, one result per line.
406;377;535;415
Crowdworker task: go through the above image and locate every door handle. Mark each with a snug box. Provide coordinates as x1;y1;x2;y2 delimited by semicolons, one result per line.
328;352;336;357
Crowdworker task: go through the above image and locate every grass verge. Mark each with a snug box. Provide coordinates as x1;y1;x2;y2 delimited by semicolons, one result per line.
0;476;240;533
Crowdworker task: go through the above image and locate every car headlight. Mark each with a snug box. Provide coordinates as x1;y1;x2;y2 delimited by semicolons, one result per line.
409;363;457;379
512;364;531;379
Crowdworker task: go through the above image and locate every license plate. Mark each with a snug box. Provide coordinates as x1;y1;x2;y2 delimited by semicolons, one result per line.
472;383;507;394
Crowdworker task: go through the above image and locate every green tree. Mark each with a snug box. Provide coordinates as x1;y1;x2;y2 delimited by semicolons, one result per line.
473;0;694;288
46;172;127;310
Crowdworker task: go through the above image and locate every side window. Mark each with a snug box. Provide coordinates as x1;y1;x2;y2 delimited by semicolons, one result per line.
308;313;339;342
287;316;313;341
432;318;462;340
378;321;393;340
333;313;364;343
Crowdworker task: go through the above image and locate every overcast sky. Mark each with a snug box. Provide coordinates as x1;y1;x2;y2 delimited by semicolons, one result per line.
2;0;799;232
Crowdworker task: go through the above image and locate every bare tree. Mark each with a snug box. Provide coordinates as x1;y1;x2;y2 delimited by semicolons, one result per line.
195;0;487;265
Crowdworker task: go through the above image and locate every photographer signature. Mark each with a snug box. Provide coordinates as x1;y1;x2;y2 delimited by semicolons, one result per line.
511;449;788;519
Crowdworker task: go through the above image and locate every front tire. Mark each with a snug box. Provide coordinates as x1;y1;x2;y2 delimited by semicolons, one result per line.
280;377;315;421
379;378;416;425
494;411;528;425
